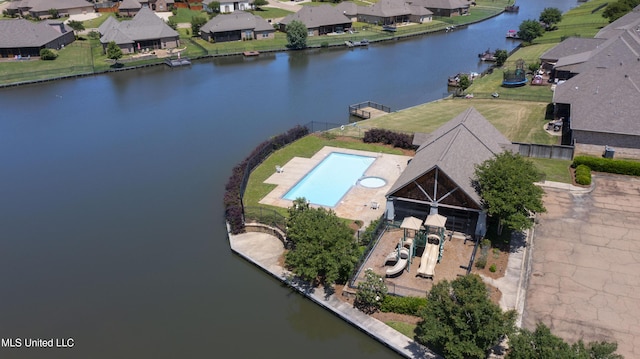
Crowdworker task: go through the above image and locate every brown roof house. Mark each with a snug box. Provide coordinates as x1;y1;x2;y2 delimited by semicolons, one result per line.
200;11;274;42
0;19;76;58
357;0;433;26
118;0;144;17
6;0;96;18
98;7;179;54
386;107;515;237
279;5;352;36
548;6;640;151
408;0;469;17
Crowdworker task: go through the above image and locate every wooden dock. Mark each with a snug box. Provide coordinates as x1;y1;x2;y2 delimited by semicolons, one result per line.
349;101;391;119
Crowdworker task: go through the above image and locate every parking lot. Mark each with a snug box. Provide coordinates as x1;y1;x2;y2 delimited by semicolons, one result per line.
523;173;640;358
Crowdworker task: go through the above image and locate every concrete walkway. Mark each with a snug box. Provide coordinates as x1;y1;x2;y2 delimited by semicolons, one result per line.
229;231;440;359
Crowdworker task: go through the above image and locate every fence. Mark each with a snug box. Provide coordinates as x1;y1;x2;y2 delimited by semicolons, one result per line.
349;101;391;119
348;218;390;289
514;142;574;160
243;206;287;234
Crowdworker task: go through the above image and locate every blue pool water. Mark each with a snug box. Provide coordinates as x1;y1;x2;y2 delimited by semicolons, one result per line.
284;152;376;207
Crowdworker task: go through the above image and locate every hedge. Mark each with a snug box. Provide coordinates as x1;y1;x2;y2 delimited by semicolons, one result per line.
380;295;427;316
572;156;640;177
574;164;591;185
363;129;416;150
224;125;309;234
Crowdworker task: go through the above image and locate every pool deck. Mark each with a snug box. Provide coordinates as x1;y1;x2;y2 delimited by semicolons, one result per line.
260;146;412;225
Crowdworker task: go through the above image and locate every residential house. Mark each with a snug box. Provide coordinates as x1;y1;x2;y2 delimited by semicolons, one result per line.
98;7;180;54
546;6;640;150
386;107;516;237
0;19;76;58
6;0;96;18
118;0;144;16
335;2;358;22
200;11;274;42
139;0;175;12
408;0;469;17
539;37;606;80
219;0;253;14
279;5;352;36
357;0;432;26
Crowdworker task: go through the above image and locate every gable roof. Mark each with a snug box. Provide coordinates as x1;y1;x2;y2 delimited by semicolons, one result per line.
595;4;640;39
280;5;351;28
119;0;142;10
8;0;93;12
200;11;273;33
99;7;178;44
0;19;72;48
539;37;606;62
335;1;358;16
409;0;468;10
358;0;413;18
387;107;511;207
553;29;640;136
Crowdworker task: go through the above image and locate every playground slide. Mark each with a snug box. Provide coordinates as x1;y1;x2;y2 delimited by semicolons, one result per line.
385;248;409;277
417;243;439;279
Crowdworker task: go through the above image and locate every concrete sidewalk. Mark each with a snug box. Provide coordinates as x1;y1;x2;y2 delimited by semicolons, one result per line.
229;231;440;359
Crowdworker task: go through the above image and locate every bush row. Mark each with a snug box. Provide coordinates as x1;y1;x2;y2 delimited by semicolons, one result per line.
572;155;640;176
380;295;427;316
224;125;309;234
363;129;416;150
574;164;592;185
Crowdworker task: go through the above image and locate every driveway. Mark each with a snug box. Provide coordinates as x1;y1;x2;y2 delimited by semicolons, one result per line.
523;173;640;358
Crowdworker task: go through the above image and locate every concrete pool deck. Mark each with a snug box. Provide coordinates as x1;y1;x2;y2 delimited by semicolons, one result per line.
260;146;412;225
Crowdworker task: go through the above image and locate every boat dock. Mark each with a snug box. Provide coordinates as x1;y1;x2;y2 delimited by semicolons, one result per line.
165;58;191;67
349;101;391;119
243;51;260;57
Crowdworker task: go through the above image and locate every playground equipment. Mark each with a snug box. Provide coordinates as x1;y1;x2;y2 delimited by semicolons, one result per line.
502;59;528;87
385;246;410;277
384;217;420;277
416;214;447;279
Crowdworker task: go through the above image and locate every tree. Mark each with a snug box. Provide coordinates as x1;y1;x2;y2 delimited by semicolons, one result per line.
39;48;57;60
354;269;387;314
474;151;546;234
517;19;544;43
206;1;220;13
458;74;471;92
284;198;359;285
602;0;640;23
67;20;85;38
48;8;60;19
106;41;123;66
286;20;308;50
252;0;268;8
508;323;623;359
166;18;178;30
539;7;562;29
494;49;508;67
415;275;516;359
191;16;208;36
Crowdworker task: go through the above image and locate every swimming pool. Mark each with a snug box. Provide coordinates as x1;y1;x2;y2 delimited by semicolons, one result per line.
283;152;376;207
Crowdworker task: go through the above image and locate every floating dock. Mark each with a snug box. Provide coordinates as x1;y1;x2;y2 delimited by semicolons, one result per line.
165;58;191;67
243;51;260;57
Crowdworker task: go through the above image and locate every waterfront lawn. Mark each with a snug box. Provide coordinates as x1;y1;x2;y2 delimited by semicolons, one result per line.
356;99;556;145
243;134;405;216
529;158;572;183
194;32;289;54
534;0;610;44
385;321;417;338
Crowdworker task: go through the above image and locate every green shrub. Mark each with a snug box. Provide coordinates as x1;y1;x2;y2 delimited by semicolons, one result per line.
320;41;329;48
359;218;380;246
481;238;491;248
380;295;427;315
39;48;57;60
574;164;592;185
572;155;640;176
475;256;487;269
489;264;497;272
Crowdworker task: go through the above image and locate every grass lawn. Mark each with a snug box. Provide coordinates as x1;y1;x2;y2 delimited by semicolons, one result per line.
249;7;293;19
82;13;114;29
170;8;208;23
351;98;556;145
534;0;610;44
243;134;406;216
529;158;572;183
385;321;417;338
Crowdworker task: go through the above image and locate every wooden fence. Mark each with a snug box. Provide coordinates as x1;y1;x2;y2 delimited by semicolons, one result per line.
514;142;574;160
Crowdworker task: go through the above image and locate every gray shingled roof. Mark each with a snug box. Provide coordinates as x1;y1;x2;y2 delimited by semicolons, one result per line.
595;4;640;39
99;7;178;44
9;0;93;12
335;2;358;16
387;107;510;207
280;5;351;28
539;37;606;62
358;0;413;18
119;0;142;10
0;19;72;47
553;29;640;136
200;11;273;33
409;0;468;10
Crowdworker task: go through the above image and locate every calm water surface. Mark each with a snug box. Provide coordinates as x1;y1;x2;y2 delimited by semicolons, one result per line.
0;0;578;357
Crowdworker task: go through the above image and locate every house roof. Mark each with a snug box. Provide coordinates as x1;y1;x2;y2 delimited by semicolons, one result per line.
200;11;274;33
99;7;178;44
595;4;640;39
387;107;511;207
8;0;93;12
358;0;413;18
335;2;358;17
409;0;468;10
280;5;351;28
553;29;640;136
119;0;142;10
0;19;72;48
539;37;606;62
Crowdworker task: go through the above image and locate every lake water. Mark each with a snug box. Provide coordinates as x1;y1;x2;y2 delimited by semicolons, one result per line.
0;0;579;357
